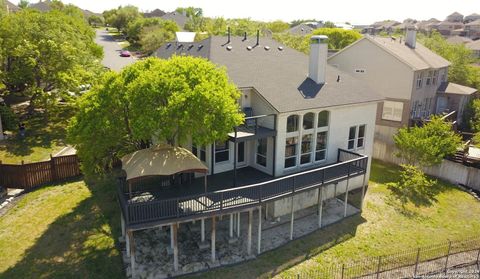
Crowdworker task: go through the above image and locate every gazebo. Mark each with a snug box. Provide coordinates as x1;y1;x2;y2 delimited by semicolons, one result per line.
121;144;209;197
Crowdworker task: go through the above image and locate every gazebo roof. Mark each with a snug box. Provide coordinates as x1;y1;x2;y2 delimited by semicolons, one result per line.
121;144;208;181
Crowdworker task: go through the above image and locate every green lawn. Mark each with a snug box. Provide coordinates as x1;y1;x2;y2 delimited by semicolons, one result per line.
0;177;124;278
190;160;480;279
0;108;71;163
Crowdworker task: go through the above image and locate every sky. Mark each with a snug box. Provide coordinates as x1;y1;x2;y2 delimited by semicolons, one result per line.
21;0;480;25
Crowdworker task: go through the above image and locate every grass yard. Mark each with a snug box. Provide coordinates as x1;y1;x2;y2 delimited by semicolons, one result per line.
0;177;124;278
189;160;480;279
0;107;71;163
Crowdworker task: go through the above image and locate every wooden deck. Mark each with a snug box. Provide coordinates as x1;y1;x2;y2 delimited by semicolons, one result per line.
118;149;368;230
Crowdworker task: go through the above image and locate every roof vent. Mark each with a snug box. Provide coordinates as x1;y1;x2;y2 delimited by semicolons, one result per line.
177;44;183;50
166;43;172;49
198;44;203;50
188;44;194;50
264;46;270;51
226;45;233;51
337;75;341;82
243;32;247;41
247;46;253;51
278;46;284;51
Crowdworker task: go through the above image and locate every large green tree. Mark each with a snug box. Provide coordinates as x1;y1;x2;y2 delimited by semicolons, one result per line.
68;57;244;174
126;17;179;47
104;5;141;32
394;116;462;167
0;10;103;110
0;9;103;112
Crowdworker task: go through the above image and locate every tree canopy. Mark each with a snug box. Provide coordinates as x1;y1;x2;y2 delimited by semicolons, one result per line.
125;17;179;51
393;116;461;167
103;5;141;32
68;57;244;174
0;9;103;112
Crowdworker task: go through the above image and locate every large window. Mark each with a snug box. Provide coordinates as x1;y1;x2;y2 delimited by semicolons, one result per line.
382;101;404;122
318;111;329;128
315;132;328;161
303;113;314;130
348;125;366;150
256;138;267;167
286;115;299;133
284;137;298;168
426;71;433;86
416;72;423;89
215;141;229;163
192;144;206;162
300;134;312;164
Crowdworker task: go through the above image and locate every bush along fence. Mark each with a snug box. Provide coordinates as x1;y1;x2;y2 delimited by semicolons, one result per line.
290;236;480;279
0;154;81;190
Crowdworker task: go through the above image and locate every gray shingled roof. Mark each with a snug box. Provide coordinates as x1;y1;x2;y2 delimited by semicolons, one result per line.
437;82;477;95
446;36;473;44
287;24;314;36
5;0;19;12
161;12;189;29
29;0;52;12
155;36;382;113
364;36;451;70
467;40;480;51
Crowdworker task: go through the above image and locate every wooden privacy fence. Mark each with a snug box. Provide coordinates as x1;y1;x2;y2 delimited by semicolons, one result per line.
0;155;81;190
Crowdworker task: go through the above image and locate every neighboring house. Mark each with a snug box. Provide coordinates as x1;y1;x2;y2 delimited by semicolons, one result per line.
446;12;464;23
143;8;166;18
287;23;314;35
29;0;52;12
329;28;477;160
446;35;473;45
417;18;440;33
465;19;480;39
465;13;480;23
366;20;400;34
161;11;189;30
5;0;19;13
435;21;465;36
466;40;480;58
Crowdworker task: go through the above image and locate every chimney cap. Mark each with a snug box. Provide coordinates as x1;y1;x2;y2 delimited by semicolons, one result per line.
310;35;329;44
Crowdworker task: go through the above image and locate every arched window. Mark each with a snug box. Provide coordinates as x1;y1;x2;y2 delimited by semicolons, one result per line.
286;115;299;133
303;112;314;130
318;111;329;128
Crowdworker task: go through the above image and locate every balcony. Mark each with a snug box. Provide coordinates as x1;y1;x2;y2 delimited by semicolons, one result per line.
228;113;277;142
117;149;368;230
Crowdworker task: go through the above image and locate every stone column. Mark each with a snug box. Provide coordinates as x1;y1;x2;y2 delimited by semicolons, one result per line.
257;206;262;254
247;210;253;256
211;216;216;262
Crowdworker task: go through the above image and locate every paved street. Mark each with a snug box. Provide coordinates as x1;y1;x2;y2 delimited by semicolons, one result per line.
95;29;137;71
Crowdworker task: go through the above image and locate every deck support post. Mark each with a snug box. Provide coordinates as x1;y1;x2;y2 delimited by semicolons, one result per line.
201;218;205;242
126;229;131;257
334;183;337;198
236;212;241;238
247;209;253;256
344;178;350;218
170;224;174;249
257;206;262;254
360;172;367;210
229;213;234;238
290;195;295;240
204;173;208;193
128;230;135;278
234;131;238;187
173;223;179;272
211;216;216;262
318;187;323;228
120;213;126;238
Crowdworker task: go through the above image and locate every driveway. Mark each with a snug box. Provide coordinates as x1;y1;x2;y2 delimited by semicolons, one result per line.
95;29;137;71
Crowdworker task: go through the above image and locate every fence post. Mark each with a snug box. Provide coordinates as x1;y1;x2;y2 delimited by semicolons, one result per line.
414;248;421;277
341;264;345;279
444;240;452;274
376;256;382;279
50;154;57;182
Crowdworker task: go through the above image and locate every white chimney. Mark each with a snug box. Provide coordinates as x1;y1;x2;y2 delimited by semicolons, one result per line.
405;26;417;49
309;35;329;84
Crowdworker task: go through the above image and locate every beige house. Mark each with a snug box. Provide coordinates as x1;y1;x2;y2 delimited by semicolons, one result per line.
466;40;480;58
328;28;478;159
465;19;480;39
465;13;480;23
446;12;464;23
435;21;465;36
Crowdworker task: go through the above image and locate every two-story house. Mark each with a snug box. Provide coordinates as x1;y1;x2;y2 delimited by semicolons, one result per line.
328;27;477;161
465;19;480;39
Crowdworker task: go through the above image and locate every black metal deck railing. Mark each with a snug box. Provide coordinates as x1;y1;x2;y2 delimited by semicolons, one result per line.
118;149;368;228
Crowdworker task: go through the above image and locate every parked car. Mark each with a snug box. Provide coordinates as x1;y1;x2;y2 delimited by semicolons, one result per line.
120;50;131;57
